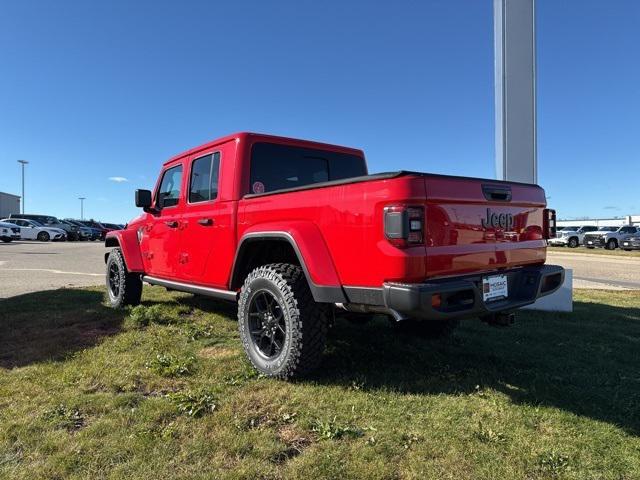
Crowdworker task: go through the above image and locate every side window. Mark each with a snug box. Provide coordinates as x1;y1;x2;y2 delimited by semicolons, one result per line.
157;165;183;208
249;142;366;194
188;152;221;203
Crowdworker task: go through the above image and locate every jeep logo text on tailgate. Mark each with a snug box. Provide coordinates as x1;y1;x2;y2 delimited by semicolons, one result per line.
481;208;514;230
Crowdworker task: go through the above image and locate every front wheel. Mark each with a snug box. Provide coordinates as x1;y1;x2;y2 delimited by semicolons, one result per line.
606;239;617;250
568;237;579;248
106;248;142;308
238;263;328;379
37;231;50;242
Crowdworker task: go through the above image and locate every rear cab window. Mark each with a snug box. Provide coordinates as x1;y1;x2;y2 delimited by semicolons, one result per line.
249;142;366;194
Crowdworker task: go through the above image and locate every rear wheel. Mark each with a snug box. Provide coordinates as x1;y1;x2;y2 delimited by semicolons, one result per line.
37;231;50;242
106;248;142;308
394;318;460;338
238;263;328;379
606;239;617;250
568;237;579;248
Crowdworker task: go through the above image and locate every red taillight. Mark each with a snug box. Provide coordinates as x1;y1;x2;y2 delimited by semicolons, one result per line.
544;208;556;239
384;205;425;247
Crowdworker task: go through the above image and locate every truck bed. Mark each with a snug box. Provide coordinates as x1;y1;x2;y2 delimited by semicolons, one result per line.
239;171;548;288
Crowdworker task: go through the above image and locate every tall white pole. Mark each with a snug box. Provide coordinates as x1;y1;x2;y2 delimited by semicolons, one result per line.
17;160;28;214
79;197;86;220
494;0;537;183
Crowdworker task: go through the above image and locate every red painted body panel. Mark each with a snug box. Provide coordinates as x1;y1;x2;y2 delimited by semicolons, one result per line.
106;229;144;272
115;132;550;295
238;221;342;287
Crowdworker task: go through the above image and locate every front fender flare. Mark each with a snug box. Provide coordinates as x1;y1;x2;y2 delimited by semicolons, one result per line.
104;230;144;272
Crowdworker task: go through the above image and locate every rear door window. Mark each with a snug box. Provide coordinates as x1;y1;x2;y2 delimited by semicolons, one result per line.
249;142;366;194
157;165;183;208
188;153;221;203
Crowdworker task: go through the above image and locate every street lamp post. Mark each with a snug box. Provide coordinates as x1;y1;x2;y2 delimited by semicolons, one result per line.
78;197;86;220
17;160;28;214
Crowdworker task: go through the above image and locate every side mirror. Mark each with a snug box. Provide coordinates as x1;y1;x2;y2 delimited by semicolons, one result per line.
135;189;152;208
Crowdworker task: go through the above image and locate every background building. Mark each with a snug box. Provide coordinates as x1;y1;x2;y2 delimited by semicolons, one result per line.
557;215;640;228
0;192;20;218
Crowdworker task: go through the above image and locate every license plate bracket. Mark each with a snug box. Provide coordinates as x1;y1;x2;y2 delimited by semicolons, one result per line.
483;274;508;302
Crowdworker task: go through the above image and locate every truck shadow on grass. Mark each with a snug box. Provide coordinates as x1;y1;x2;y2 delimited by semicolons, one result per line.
318;300;640;436
0;289;125;369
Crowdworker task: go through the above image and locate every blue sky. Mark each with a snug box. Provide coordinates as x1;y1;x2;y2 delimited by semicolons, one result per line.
1;0;638;223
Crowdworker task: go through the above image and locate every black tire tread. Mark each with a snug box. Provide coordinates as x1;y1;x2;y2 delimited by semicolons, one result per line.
106;247;142;308
238;263;327;379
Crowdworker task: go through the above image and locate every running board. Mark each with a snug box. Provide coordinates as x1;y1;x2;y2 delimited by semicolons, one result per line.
142;275;238;302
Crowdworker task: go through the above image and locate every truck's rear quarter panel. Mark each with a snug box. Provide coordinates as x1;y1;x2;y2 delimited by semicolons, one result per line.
239;176;428;287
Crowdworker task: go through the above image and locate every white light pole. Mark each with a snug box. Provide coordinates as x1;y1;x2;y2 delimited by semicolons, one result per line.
17;160;28;214
78;197;86;220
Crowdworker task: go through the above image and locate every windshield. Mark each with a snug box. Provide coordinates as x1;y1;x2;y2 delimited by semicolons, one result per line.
30;220;44;227
598;227;618;231
561;226;578;231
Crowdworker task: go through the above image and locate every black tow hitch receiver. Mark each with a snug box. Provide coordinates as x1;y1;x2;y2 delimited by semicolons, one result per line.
481;312;515;327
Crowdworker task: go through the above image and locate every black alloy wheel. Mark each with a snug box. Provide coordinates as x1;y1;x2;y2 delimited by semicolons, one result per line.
248;290;287;359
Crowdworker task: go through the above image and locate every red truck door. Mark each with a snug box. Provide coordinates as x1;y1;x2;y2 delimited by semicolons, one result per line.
178;141;237;287
141;162;185;279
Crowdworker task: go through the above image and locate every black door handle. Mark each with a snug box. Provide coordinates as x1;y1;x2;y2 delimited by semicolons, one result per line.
165;220;179;228
198;218;213;226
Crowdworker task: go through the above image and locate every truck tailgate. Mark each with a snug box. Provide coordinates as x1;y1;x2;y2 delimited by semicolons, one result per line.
423;175;547;278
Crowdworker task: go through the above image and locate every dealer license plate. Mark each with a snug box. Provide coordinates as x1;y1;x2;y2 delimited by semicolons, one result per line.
587;240;593;244
623;242;630;246
483;274;508;302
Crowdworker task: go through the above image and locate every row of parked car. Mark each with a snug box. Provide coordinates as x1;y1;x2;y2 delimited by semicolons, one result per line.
0;213;124;243
549;225;640;250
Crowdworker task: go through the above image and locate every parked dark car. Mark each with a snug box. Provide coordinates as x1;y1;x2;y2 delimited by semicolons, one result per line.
620;236;640;251
66;219;106;240
65;219;101;241
60;219;93;240
102;223;123;231
9;213;79;240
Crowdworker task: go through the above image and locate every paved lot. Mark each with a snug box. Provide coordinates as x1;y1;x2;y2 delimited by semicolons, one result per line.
0;241;106;299
547;250;640;290
0;242;639;299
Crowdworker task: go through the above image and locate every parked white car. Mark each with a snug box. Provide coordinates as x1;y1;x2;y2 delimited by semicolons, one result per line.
0;218;66;242
0;221;21;243
548;225;599;248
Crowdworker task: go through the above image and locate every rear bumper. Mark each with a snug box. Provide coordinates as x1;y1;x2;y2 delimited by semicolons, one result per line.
383;264;565;321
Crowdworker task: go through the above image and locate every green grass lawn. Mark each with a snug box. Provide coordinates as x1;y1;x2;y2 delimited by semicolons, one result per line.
1;287;639;479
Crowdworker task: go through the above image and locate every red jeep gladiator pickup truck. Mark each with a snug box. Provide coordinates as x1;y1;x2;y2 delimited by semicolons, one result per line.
105;132;563;379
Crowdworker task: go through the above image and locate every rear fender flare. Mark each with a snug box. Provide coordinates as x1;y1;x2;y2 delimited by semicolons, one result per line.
104;230;144;272
231;223;345;303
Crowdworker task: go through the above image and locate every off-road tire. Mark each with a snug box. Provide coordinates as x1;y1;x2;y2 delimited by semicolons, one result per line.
395;318;460;339
37;231;50;242
238;263;328;379
106;247;142;308
568;237;579;248
606;239;617;250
